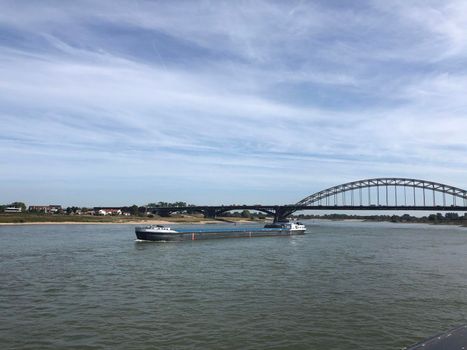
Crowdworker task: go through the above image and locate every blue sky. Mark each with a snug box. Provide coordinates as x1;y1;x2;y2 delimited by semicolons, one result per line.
1;0;467;206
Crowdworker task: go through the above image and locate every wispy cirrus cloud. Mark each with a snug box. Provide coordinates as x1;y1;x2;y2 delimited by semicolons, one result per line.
1;0;467;205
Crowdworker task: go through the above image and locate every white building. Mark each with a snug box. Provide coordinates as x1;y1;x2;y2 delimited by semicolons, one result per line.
5;207;22;213
97;209;122;216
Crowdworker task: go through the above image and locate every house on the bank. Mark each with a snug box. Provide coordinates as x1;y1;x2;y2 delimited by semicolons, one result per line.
28;205;62;213
96;208;122;216
4;207;22;213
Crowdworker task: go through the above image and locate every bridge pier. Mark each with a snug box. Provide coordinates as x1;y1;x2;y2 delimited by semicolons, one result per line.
157;208;172;217
272;206;296;223
202;208;218;219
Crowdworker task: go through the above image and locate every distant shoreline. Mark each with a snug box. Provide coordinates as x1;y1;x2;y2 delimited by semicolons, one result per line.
0;220;224;226
1;215;466;228
0;215;261;226
306;218;467;227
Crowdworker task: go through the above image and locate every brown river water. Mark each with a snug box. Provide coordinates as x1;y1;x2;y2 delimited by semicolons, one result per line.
1;220;467;349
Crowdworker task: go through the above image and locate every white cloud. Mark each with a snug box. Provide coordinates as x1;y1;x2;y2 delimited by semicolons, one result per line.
1;0;467;205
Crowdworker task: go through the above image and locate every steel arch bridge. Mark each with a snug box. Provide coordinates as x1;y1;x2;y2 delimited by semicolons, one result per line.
125;177;467;222
297;178;467;207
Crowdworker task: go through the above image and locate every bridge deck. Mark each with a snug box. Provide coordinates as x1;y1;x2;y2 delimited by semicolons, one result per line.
145;205;467;212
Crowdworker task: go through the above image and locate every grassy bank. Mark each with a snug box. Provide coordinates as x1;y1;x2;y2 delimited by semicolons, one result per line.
0;213;263;224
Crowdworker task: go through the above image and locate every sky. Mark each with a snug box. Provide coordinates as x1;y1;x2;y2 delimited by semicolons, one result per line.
1;0;467;207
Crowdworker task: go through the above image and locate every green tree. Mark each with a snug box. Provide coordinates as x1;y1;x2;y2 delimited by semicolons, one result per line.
9;202;26;212
241;210;251;218
445;212;459;220
138;206;147;216
130;205;139;216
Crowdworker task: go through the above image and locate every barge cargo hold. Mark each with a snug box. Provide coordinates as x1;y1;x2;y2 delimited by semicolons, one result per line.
135;222;306;242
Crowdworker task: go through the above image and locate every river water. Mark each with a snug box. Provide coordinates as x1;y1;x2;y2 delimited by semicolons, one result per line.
1;221;467;349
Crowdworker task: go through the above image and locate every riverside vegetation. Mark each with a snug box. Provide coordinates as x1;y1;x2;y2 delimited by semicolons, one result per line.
295;212;467;227
0;201;265;224
1;201;466;226
0;213;264;224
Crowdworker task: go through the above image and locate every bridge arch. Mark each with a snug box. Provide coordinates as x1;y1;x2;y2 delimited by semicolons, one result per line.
297;178;467;207
149;206;280;219
213;208;277;218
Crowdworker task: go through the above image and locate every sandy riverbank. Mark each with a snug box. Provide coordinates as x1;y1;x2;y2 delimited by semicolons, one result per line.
0;219;257;226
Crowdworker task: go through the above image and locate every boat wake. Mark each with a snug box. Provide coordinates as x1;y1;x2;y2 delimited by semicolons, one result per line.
134;239;169;243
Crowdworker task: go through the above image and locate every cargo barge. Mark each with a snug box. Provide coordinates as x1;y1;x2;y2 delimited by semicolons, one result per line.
135;222;306;241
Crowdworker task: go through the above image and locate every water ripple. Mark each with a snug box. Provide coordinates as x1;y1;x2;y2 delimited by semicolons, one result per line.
1;222;467;349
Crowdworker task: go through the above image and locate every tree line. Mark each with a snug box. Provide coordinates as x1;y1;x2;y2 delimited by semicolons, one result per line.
294;212;467;224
